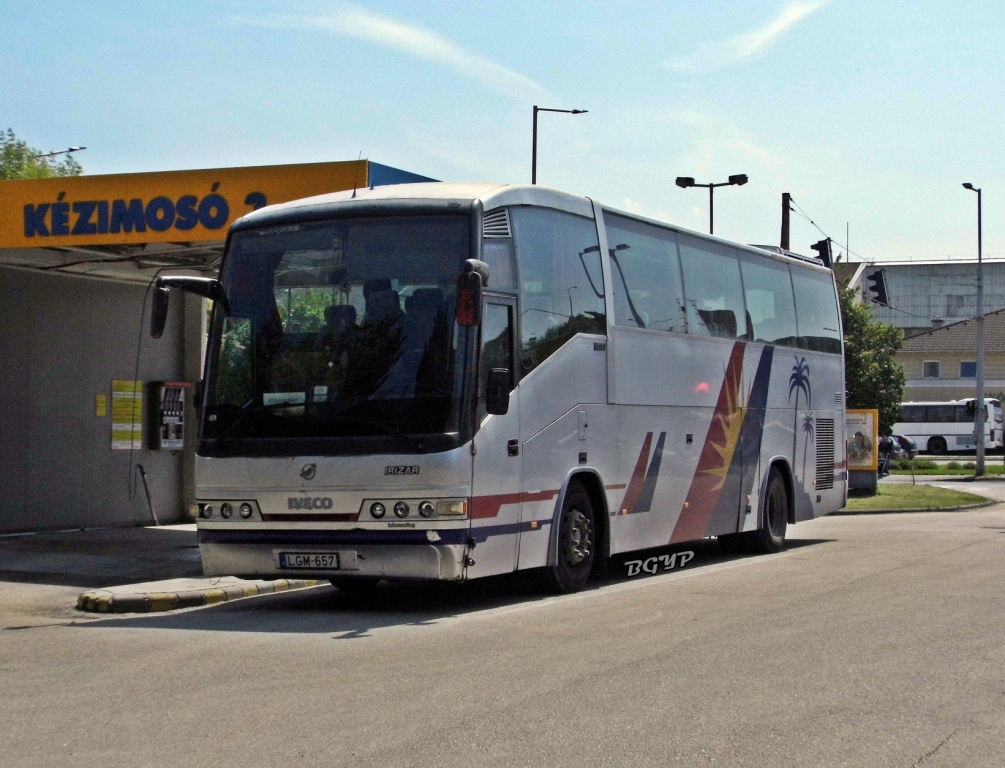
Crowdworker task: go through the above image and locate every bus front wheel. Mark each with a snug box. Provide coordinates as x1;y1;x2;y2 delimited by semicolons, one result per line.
928;436;948;455
545;480;595;593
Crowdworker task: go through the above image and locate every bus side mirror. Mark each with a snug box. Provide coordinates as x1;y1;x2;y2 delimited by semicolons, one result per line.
486;368;511;415
151;284;171;339
456;259;489;327
150;276;229;339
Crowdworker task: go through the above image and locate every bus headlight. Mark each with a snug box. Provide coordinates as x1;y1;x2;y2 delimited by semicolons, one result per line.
220;503;233;519
394;501;410;518
418;501;435;518
370;502;386;519
200;504;213;519
239;503;254;519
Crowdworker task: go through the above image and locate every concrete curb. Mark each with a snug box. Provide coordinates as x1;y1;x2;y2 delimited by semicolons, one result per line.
76;578;323;614
834;499;997;515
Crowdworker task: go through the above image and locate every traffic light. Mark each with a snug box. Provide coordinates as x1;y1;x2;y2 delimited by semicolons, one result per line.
810;238;832;268
864;269;889;306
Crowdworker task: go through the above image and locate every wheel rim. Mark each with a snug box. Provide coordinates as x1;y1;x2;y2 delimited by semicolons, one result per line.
565;508;592;565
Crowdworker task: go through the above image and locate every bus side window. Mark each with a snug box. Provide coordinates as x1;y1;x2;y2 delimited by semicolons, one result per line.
510;207;605;373
791;269;842;354
739;254;799;346
602;211;686;333
678;235;748;340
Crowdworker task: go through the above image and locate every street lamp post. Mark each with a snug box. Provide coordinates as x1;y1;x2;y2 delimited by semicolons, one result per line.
963;182;985;476
532;106;587;185
675;174;748;234
31;146;86;160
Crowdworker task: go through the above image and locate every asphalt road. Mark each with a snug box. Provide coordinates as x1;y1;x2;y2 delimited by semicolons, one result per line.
3;508;1005;768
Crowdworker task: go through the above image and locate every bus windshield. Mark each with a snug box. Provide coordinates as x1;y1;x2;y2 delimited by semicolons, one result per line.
202;214;471;453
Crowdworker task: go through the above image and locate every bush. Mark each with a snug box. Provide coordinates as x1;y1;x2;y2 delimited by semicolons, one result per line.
963;462;975;469
946;461;962;470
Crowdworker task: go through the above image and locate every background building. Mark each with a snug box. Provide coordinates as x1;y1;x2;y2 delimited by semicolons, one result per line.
840;259;1005;338
0;160;431;533
896;309;1005;403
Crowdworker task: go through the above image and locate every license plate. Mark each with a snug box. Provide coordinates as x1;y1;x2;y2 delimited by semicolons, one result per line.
279;552;339;569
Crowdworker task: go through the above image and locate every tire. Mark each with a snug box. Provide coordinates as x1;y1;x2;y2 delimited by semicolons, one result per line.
928;436;948;455
545;480;595;593
746;468;788;554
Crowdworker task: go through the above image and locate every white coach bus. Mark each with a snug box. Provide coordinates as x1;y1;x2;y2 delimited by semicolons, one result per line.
894;399;1003;454
152;183;847;593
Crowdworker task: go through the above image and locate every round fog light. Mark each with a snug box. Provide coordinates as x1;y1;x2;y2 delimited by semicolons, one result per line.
370;502;386;519
220;503;233;519
239;503;253;519
394;501;410;518
418;501;435;518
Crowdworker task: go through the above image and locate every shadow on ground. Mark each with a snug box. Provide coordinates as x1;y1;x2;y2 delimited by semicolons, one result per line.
70;537;833;637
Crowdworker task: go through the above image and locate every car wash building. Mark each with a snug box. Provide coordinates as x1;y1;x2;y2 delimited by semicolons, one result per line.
0;160;431;533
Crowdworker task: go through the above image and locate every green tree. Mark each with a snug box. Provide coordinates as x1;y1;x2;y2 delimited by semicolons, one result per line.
840;286;905;434
0;128;83;179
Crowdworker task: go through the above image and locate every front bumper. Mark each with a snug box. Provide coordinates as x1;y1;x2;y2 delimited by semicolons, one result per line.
198;527;468;581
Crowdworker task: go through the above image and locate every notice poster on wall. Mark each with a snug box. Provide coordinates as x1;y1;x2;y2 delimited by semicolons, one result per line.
111;380;143;450
846;408;878;471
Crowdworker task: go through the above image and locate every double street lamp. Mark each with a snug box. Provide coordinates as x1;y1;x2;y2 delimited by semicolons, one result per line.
963;182;985;476
675;174;748;235
531;106;587;185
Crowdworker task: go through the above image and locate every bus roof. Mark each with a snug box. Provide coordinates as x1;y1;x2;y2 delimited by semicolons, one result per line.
239;182;832;274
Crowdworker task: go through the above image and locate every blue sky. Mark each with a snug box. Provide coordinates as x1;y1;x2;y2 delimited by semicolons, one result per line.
3;0;1002;262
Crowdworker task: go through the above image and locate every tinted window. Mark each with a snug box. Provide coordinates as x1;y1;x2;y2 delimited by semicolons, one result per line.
478;302;514;422
205;215;468;445
678;234;748;340
604;212;686;332
511;207;605;373
791;269;842;354
739;254;798;346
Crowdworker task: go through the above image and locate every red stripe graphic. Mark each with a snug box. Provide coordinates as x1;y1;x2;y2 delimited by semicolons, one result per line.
470;489;560;519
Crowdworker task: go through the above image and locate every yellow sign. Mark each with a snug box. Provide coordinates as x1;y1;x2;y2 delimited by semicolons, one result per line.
95;394;108;417
846;409;878;471
0;160;366;249
111;380;143;450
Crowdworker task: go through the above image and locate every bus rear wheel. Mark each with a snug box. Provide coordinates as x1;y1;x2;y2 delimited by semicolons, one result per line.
746;468;788;554
928;436;948;455
545;480;595;593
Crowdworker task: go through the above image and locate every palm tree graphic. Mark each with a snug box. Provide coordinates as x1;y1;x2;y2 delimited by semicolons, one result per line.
801;413;815;481
789;357;812;481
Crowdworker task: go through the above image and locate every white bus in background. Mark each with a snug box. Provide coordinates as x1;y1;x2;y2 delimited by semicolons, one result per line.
151;182;847;593
894;399;1003;455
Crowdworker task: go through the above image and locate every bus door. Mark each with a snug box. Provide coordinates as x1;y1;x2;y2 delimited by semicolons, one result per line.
469;297;523;578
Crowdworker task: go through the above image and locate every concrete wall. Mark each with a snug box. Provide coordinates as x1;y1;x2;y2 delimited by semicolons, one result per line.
0;266;189;533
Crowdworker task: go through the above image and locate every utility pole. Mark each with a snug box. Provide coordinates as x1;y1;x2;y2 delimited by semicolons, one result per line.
780;193;791;250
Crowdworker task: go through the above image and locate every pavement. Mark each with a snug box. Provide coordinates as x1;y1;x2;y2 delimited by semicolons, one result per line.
0;474;997;616
0;523;321;615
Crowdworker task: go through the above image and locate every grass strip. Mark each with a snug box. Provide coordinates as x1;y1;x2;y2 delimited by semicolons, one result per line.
842;484;987;511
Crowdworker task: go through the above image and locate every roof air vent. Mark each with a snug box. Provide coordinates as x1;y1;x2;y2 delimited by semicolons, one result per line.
482;208;511;238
